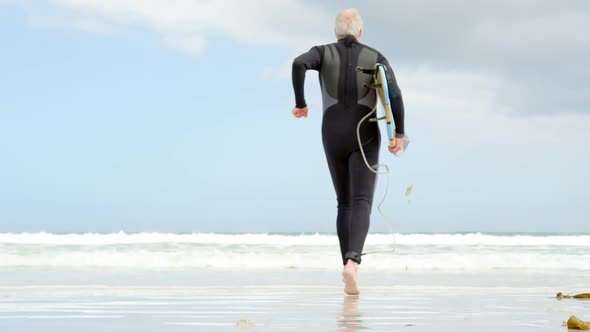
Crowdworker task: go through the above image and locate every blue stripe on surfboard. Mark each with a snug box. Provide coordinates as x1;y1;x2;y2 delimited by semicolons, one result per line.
378;64;395;141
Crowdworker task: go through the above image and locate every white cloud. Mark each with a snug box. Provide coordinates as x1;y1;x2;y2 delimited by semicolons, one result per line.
162;34;207;55
26;14;118;34
38;0;332;53
344;1;590;115
399;65;590;148
7;0;589;117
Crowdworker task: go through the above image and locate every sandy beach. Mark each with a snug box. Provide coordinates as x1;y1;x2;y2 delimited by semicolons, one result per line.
1;268;589;331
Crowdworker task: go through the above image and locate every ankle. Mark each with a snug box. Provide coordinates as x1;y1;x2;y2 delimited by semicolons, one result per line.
345;259;358;269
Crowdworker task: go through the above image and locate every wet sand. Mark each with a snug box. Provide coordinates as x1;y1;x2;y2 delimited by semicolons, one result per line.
0;269;589;331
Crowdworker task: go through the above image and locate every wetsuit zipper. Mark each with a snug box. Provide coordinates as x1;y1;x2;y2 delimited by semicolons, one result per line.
344;46;350;109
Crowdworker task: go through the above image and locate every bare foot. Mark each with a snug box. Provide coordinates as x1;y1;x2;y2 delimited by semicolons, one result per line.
342;260;359;295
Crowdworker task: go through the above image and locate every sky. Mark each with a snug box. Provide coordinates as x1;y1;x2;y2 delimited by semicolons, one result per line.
1;0;589;233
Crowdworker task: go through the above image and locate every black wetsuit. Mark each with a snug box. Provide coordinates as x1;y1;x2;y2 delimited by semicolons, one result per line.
292;35;405;265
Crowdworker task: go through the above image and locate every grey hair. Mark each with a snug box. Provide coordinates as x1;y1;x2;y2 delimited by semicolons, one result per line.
334;8;363;38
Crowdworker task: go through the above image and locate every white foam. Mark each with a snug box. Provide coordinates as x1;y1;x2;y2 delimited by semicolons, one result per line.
1;232;589;271
0;232;589;246
0;231;337;246
0;315;124;319
0;248;588;271
165;322;234;326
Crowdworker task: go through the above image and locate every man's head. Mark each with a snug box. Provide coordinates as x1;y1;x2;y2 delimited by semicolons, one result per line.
334;8;363;40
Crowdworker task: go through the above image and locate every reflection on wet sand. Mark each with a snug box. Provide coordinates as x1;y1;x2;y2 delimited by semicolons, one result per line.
338;295;367;331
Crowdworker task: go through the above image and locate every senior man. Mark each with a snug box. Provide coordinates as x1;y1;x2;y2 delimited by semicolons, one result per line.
291;8;406;295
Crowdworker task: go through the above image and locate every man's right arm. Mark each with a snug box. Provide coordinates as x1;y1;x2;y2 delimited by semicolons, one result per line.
292;46;322;109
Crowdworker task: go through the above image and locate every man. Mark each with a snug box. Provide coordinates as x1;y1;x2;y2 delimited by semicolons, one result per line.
291;8;405;295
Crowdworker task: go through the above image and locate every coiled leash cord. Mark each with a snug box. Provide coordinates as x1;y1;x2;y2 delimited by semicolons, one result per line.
356;103;398;257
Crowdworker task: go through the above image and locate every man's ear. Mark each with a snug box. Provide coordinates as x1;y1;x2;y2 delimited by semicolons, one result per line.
358;28;363;39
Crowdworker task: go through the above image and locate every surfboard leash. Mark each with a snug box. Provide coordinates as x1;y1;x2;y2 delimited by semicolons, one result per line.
355;95;398;257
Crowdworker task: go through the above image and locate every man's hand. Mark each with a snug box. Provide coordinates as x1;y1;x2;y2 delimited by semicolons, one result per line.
292;107;308;118
388;137;405;155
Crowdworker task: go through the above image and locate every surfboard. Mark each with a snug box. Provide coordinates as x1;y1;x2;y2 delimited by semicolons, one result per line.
372;63;397;150
357;64;397;149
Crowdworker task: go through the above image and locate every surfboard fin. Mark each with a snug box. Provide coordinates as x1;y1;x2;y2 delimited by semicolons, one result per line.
368;116;386;123
356;66;376;75
363;83;382;90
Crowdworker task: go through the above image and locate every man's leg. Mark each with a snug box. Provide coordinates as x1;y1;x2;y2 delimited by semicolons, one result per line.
345;136;380;264
325;155;352;265
341;135;380;296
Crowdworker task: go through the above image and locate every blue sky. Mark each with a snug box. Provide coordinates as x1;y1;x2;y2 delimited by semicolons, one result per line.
1;1;589;233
